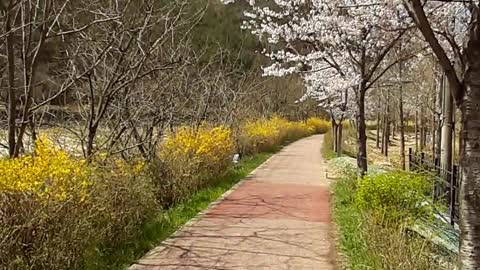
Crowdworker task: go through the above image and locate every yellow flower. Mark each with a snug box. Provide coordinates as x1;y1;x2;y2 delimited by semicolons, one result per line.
239;116;329;153
160;125;235;179
0;136;91;202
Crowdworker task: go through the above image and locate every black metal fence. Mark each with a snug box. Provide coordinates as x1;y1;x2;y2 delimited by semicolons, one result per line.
408;148;460;225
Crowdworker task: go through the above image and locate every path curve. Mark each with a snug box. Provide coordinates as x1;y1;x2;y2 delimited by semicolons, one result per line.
130;135;336;270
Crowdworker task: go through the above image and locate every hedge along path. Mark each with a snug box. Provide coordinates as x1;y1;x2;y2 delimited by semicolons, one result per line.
130;135;336;270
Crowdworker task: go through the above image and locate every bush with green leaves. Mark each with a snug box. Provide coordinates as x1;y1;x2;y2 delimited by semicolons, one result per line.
356;171;431;224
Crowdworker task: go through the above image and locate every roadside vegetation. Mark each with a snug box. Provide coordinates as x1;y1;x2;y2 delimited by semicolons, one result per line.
220;0;479;263
84;152;273;270
3;0;476;267
0;117;329;269
0;0;331;268
325;131;458;270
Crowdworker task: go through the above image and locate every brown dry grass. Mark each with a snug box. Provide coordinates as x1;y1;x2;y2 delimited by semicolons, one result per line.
365;130;417;169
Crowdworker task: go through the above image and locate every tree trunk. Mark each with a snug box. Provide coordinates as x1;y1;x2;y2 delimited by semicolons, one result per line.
337;122;343;156
86;124;98;161
423;118;428;150
332;121;338;153
6;9;17;158
459;39;480;268
399;61;406;170
432;92;437;159
392;122;396;140
381;105;386;154
376;95;381;148
452;105;459;163
420;107;425;151
405;1;480;267
415;110;419;152
385;119;390;157
441;78;453;173
356;87;368;175
436;74;444;161
453;110;457;163
29;115;37;143
383;90;390;157
131;124;149;160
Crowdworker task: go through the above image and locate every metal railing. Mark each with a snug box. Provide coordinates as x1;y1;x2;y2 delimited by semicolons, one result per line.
408;148;460;225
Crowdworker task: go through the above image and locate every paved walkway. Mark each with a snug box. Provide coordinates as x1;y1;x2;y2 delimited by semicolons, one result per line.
130;135;336;270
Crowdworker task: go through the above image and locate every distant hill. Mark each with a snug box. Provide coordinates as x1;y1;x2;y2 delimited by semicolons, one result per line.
188;0;263;70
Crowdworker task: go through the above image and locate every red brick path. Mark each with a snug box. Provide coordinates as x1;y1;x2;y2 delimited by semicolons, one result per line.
130;135;335;270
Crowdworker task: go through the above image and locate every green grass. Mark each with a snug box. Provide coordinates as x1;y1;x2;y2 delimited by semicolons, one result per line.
332;173;381;269
322;125;375;269
332;170;452;270
84;152;273;270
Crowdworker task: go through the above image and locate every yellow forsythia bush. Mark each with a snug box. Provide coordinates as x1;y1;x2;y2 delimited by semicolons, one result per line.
160;125;235;184
0;138;90;201
1;118;329;269
0;138;157;269
306;117;331;134
241;117;283;153
240;116;330;154
282;121;313;141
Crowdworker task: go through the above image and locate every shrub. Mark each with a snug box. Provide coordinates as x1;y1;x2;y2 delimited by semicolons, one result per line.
0;138;91;201
1;191;92;270
87;160;158;248
160;125;235;187
1;118;328;269
334;168;456;270
306;117;330;134
356;171;431;224
239;116;327;154
281;121;312;142
0;140;158;270
240;117;284;154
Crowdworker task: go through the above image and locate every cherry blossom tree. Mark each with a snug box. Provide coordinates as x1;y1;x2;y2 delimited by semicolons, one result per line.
222;0;411;174
403;1;480;267
301;63;355;155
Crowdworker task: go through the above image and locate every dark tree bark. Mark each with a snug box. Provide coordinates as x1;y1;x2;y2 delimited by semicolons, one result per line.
459;33;480;269
384;119;390;157
332;120;338;153
86;123;98;161
376;95;381;148
383;90;390;157
331;119;344;156
381;103;386;154
399;60;406;170
356;86;368;175
337;122;343;156
415;110;419;152
5;6;17;158
420;107;425;151
432;87;437;159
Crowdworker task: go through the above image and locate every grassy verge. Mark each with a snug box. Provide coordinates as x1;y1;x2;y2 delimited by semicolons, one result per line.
332;170;456;269
85;152;273;270
332;173;380;269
